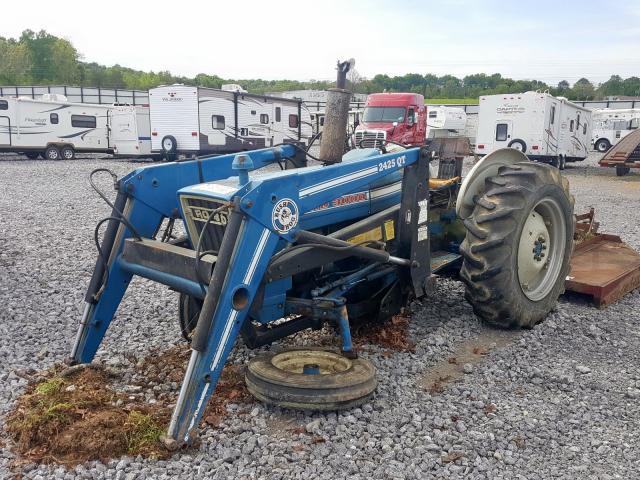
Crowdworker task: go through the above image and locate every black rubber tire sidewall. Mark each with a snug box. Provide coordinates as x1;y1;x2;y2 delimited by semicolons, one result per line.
45;146;60;160
61;146;75;160
161;135;178;154
596;139;610;153
460;163;574;328
245;348;377;411
508;139;527;153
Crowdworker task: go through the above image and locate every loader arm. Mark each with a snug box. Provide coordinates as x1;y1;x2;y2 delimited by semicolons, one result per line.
71;145;303;363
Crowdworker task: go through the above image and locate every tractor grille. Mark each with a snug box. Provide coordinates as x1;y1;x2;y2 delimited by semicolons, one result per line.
355;130;386;148
181;196;229;253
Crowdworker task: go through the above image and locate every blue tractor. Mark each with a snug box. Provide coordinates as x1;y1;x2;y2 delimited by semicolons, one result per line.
70;134;573;447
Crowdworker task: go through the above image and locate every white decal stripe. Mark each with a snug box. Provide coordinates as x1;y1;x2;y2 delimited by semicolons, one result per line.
186;383;210;440
210;309;239;372
370;181;402;200
300;166;378;197
186;304;241;440
243;228;270;285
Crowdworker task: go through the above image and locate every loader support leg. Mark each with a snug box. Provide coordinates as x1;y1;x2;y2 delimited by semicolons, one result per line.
71;199;164;364
167;218;280;445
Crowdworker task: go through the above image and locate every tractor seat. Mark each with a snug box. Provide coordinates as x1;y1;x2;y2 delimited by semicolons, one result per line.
429;176;460;190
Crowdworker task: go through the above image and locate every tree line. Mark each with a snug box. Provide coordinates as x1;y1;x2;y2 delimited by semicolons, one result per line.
1;30;639;101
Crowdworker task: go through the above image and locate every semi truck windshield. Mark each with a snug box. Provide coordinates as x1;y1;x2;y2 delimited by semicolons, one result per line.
362;107;406;122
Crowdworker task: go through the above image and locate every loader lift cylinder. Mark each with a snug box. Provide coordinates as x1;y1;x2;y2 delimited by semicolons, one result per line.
319;59;355;164
191;198;243;352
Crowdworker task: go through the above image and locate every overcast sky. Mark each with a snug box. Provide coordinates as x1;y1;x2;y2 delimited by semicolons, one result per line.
3;0;640;85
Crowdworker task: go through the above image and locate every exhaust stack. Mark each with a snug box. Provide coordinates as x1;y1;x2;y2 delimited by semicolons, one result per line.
319;58;355;164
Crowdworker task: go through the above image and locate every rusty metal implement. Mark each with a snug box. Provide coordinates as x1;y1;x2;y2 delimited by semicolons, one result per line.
566;210;640;307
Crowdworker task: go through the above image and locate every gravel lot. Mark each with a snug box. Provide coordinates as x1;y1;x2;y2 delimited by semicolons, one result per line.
1;152;639;479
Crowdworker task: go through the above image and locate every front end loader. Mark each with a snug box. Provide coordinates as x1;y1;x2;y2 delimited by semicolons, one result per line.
70;137;573;446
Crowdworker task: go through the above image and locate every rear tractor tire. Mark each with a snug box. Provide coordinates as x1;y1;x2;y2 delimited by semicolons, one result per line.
460;162;574;328
246;348;377;411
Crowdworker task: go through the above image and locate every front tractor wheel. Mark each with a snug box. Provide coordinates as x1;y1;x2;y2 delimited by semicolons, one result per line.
246;348;377;411
460;162;574;328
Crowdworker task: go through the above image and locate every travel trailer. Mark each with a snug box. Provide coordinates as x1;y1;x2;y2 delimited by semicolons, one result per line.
108;104;152;158
475;91;592;169
148;85;312;158
0;95;110;159
426;106;467;139
310;110;362;136
591;108;640;152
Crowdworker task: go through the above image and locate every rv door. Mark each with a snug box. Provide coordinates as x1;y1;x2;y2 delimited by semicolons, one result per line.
494;120;512;148
272;105;283;146
0;117;10;146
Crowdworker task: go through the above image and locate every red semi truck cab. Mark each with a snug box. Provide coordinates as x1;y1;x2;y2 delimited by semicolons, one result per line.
354;93;426;148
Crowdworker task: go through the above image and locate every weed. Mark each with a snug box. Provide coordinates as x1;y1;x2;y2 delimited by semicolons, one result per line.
124;411;165;455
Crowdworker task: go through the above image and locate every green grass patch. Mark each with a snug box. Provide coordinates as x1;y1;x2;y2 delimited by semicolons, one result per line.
35;378;65;396
124;411;166;455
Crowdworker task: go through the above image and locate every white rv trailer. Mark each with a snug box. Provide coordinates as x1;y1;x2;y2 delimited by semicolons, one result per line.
0;95;110;159
426;106;467;139
591;108;640;152
108;104;153;158
475;91;592;169
148;85;312;158
310;110;362;136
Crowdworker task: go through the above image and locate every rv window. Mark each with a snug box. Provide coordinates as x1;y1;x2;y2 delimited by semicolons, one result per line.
613;120;627;130
275;107;281;122
260;114;269;124
570;120;574;132
428;110;437;118
71;115;97;128
576;113;580;128
550;105;555;125
289;114;299;128
251;110;256;115
630;118;639;130
211;115;225;130
0;100;7;110
583;123;587;135
50;113;59;124
495;123;508;141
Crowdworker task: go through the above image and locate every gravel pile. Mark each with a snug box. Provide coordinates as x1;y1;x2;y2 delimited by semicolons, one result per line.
1;152;639;479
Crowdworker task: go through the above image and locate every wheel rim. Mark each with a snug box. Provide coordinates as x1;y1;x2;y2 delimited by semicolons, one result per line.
598;142;606;152
48;150;58;160
517;197;567;301
63;150;73;159
512;143;523;152
163;138;173;151
271;350;352;375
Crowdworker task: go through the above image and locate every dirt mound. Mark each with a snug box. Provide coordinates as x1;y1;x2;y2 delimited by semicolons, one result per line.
135;344;252;427
353;314;416;353
6;366;170;466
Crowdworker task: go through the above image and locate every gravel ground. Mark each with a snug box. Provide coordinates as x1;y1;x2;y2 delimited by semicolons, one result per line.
1;152;639;479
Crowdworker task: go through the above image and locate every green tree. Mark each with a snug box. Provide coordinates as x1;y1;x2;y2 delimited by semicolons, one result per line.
571;78;596;100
